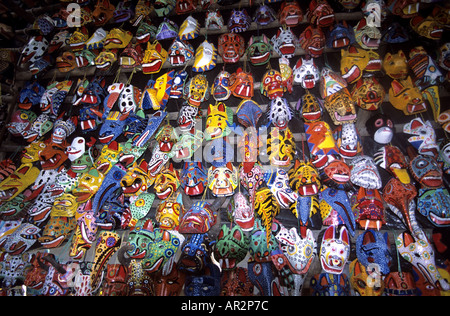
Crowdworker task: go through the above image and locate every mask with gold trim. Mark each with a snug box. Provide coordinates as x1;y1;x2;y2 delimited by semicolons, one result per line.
183;73;210;107
192;40;217;72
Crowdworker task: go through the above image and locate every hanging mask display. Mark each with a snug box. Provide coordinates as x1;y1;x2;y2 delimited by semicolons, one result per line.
178;16;200;40
319;67;348;99
142;41;168;74
356;230;392;275
228;192;254;231
204;137;234;167
136;21;157;44
384;271;417;296
310;272;350;296
247;35;272;66
304;120;339;168
170;70;188;100
267;127;295;167
140;73;174;112
214;224;249;270
229;68;254;99
103;28;132;50
288;160;322;197
40;80;73;117
183;74;210;107
155;123;178;153
192;40;218;72
90;231;121;290
175;0;197;14
205;102;233;140
417;186;450;227
212;71;231;101
279;0;303;27
179;196;224;234
18;81;46;110
353;16;381;50
320;225;350;274
264;168;298;209
350;155;382;190
374;145;410;184
236;99;263;128
6;110;37;140
153;164;180;200
155;193;183;230
180;162;207;196
299;25;325;58
120;43;143;69
261;70;286;100
184;264;221;296
0;223;40;255
349;259;384;296
327;21;355;49
218;33;245;64
297;90;323;122
366;113;394;144
320;187;356;235
351;77;385;111
272;27;299;59
383;50;408;80
323;88;357;125
172;130;204;161
334;123;363;159
409;154;443;189
168;39;194;67
268;97;292;130
126;259;154;296
205;9;224;30
293;56;320;89
354;187;386;231
396;230;450;291
307;0;335;27
178;233;211;273
228;9;251;33
408;46;444;90
403;117;439;157
177;104;199;132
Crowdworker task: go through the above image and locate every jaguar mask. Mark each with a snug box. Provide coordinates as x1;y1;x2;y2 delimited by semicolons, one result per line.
320;225;350;274
207;162;238;197
153;164;180;199
214;224;250;270
267;127;295;167
351;77;385;111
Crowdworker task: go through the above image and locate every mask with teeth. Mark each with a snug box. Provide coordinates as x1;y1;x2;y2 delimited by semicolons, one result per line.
228;192;254;231
267;127;295;167
229;68;254;99
247;34;272;66
104;28;133;50
168;39;194;67
354;16;381;50
178;233;211;273
253;4;276;26
218;33;245;64
175;0;197;14
288;160;322;197
293;56;320;89
153;164;180;200
389;76;427;116
155;192;182;230
319;225;350;274
340;45;369;84
180;162;207;197
324;88;357;125
272;27;299;59
268;97;292;130
142;41;168;74
388;0;419;18
214;224;250;270
403;117;438;157
320;158;353;191
300;25;325;58
354;187;386;230
205;9;224;30
20;35;49;65
297;90;323;122
95;50;117;71
351;77;385;111
327;21;355;49
18;81;45;110
121;159;154;197
172;130;204;161
205;102;233;140
177;104;199;132
350;155;382;189
155;123;179;153
92;0;115;26
264;168;298;209
183;73;210;107
212;70;231;101
207;162;238;197
334;123;362;159
279;0;303;27
6;110;37;140
307;0;335;28
261;70;285;100
228;9;251;33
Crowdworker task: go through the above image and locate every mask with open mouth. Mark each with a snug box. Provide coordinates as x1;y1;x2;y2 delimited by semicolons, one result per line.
297;90;323;122
228;192;254;231
351;77;385;111
179;193;225;234
229;68;254;99
104;28;133;50
261;70;286;100
20;35;49;65
154;0;176;17
299;25;325;58
387;0;419;18
92;0;115;26
389;76;427;116
354;16;381;50
168;39;194;67
307;0;335;28
279;0;303;27
320;157;353;191
247;34;272;66
178;233;211;273
170;70;188;99
177;104;199;132
94;49;117;71
324;88;357;125
228;9;251;33
175;0;197;14
18;81;45;110
340;45;369;84
0;223;40;255
264;168;298;209
205;102;233;140
319;67;347;99
207;162;238;197
206;9;224;30
214;224;249;270
218;33;245;64
153;164;180;200
142;41;168;74
293;56;319;89
354;187;386;230
172;130;204;161
39;141;69;171
184;73;210;107
147;147;171;178
212;70;231;101
334;123;362;159
69;201;98;261
39;215;77;249
350;155;382;189
288;160;322;197
121;159;153;197
272;27;299;59
90;231;121;290
268;97;292;130
319;225;350;274
72;168;105;203
403;117;438;157
327;21;356;49
267;127;295;167
155;192;182;230
383;50;408;80
155;123;178;153
180;162;207;196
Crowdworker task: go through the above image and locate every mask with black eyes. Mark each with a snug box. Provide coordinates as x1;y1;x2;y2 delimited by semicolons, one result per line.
366;113;394;144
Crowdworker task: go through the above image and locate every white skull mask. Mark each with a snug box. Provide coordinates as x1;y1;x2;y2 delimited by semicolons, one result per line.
320;225;350;274
271;27;299;59
293;57;320;89
268;97;292;130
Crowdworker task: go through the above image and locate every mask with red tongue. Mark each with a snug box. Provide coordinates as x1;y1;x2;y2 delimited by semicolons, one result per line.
264;168;298;209
293;56;320;89
180;161;207;196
